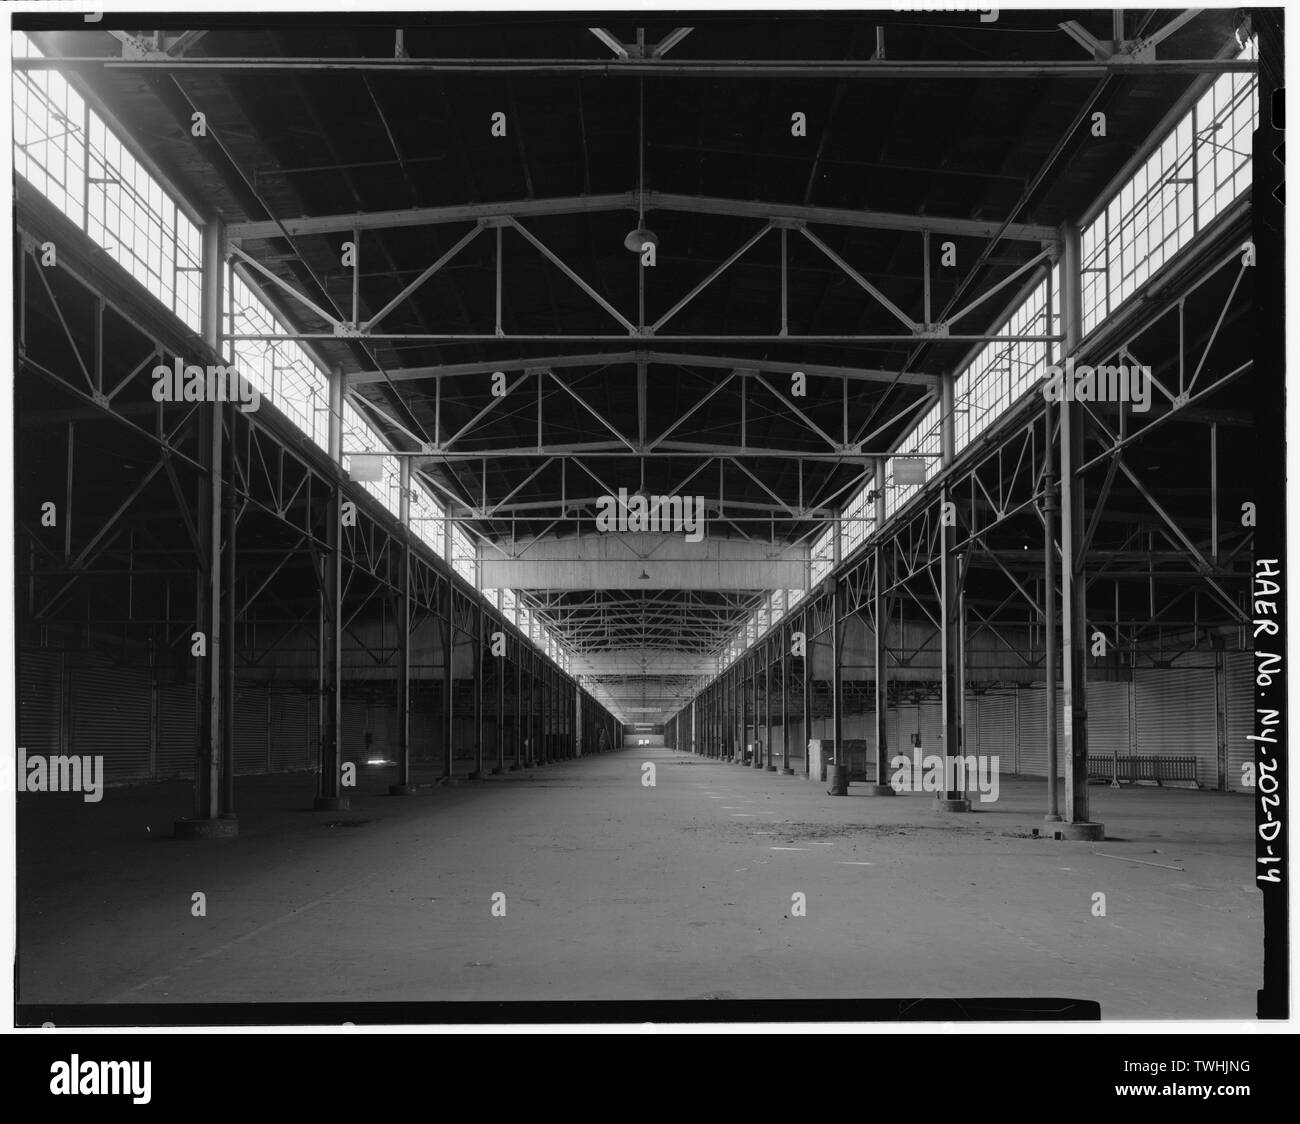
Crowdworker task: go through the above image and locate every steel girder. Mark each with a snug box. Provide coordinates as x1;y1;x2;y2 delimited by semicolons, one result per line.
694;201;1256;705
223;203;1063;344
15;211;603;729
16;57;1255;81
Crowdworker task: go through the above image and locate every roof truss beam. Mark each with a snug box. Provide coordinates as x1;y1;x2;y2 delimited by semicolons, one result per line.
225;192;1057;244
17;56;1254;81
347;350;936;387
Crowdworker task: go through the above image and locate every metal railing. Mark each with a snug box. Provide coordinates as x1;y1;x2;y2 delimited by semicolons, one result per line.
1088;754;1200;786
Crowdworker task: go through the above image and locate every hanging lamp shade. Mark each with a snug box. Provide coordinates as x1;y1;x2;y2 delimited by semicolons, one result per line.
624;226;658;252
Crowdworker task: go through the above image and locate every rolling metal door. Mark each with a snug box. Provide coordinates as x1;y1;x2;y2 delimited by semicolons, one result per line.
1017;689;1047;776
1016;688;1068;777
919;701;943;755
1224;652;1255;792
369;698;395;759
306;693;320;770
899;712;920;753
1087;681;1131;759
70;666;151;782
979;693;1017;773
455;682;475;765
342;696;370;765
157;681;196;779
233;687;269;774
19;650;62;757
841;712;866;743
412;685;436;763
269;689;310;771
962;692;979;757
1134;669;1218;787
861;710;876;756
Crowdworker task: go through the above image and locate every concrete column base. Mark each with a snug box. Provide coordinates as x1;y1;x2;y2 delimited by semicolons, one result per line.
867;784;896;796
937;797;972;812
1054;821;1105;841
173;817;239;840
765;764;777;772
1044;813;1064;822
313;795;350;812
388;784;418;796
780;767;795;776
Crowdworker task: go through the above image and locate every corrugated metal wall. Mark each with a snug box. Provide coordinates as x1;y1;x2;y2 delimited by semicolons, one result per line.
233;688;268;774
69;665;151;782
341;697;369;764
269;688;311;771
369;696;395;757
306;692;321;771
963;693;979;757
157;681;195;779
918;701;942;755
1088;680;1131;759
894;705;919;753
412;684;436;762
1224;652;1255;792
1015;687;1068;778
1017;688;1048;776
1134;668;1219;788
16;648;1252;792
978;692;1017;772
860;711;876;756
19;650;62;757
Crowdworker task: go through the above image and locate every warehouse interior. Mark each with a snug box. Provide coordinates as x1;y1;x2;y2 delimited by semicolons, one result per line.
11;9;1277;1019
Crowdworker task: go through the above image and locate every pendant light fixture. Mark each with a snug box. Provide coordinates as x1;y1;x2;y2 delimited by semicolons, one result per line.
624;75;657;253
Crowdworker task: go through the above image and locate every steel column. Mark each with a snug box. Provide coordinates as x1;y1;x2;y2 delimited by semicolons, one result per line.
471;600;484;778
512;645;522;770
187;379;223;830
802;610;812;776
531;649;540;765
781;625;793;774
314;364;347;811
939;371;970;811
734;666;741;762
831;583;842;773
870;459;893;795
177;217;234;837
543;663;551;763
764;641;776;771
1043;402;1062;820
1059;223;1102;838
494;623;505;774
391;459;415;795
442;574;454;779
219;422;235;820
715;676;721;759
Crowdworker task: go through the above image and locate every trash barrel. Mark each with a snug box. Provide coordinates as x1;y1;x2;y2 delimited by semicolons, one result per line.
828;763;849;796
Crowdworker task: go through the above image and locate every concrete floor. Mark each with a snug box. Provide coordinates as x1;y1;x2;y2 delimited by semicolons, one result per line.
18;748;1260;1018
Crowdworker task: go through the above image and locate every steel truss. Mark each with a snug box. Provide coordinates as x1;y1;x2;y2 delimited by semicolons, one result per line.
16;203;619;818
683;201;1256;817
226;200;1061;345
